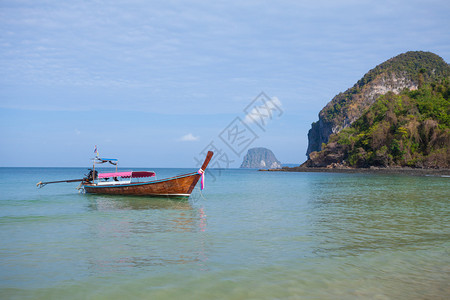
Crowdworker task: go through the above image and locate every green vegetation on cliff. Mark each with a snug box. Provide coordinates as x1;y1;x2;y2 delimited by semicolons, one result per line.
307;79;450;168
322;51;450;123
307;51;450;158
355;51;450;89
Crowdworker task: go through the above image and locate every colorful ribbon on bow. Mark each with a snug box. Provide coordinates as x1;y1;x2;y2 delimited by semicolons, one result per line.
197;169;205;190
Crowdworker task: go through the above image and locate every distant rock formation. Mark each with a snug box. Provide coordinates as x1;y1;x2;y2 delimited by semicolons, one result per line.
240;147;282;169
306;51;450;158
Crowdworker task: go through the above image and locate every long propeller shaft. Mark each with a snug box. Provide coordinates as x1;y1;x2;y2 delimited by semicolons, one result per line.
36;178;84;188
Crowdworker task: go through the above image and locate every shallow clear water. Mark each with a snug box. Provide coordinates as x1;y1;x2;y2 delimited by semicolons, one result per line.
0;167;449;299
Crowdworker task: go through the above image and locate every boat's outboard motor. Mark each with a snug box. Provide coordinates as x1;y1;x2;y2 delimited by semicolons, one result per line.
84;169;98;182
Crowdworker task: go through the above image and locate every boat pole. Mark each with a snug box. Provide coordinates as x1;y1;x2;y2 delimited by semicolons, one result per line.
36;178;84;188
92;159;96;183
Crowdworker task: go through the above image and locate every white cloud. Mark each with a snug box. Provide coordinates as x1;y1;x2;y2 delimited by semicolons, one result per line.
179;133;199;141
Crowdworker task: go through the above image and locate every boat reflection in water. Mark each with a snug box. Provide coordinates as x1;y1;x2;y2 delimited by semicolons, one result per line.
85;194;210;273
87;194;194;211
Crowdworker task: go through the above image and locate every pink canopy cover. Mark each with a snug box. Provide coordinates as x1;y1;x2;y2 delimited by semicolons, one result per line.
98;171;156;179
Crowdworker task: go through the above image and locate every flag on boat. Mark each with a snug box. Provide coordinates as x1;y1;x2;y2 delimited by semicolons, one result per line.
94;145;99;157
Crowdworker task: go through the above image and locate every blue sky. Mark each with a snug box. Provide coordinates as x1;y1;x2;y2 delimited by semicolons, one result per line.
1;0;449;167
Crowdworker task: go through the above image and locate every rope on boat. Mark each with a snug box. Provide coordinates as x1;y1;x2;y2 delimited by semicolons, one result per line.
198;186;207;201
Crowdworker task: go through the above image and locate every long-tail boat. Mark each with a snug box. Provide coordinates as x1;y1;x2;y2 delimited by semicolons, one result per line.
37;151;213;197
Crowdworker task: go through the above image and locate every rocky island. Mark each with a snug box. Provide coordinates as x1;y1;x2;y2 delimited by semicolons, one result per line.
282;51;450;174
241;147;281;169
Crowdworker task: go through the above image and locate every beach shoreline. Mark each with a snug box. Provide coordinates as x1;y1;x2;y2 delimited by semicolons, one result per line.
260;166;450;176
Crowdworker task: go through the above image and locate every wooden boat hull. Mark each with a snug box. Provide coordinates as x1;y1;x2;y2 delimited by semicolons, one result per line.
83;151;213;197
83;172;201;197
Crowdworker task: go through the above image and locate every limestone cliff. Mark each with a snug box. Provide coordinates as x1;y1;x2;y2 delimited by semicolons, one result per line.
240;147;281;169
306;51;450;158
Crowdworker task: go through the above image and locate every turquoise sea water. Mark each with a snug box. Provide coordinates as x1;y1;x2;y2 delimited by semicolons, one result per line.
0;167;449;299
